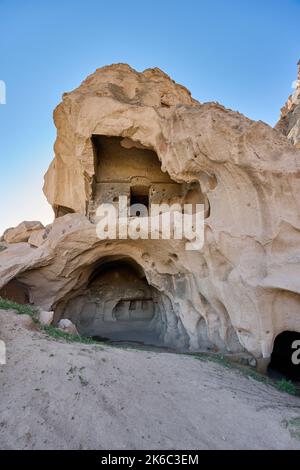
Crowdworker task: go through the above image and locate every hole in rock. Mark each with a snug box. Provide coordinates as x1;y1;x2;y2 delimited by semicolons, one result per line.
268;331;300;381
0;279;29;304
89;135;208;220
130;186;149;216
57;257;181;348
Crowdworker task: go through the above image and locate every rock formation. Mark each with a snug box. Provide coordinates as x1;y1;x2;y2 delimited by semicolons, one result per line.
1;63;300;367
276;60;300;148
2;221;45;244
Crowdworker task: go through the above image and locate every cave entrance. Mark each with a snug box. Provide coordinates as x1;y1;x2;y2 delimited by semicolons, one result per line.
60;257;171;347
0;279;29;305
268;331;300;381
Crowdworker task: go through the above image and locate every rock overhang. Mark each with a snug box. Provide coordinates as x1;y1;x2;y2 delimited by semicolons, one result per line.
1;63;300;361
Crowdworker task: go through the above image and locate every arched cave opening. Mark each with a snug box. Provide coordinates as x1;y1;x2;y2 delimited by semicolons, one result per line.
0;279;29;305
58;257;182;348
53;134;212;350
268;331;300;381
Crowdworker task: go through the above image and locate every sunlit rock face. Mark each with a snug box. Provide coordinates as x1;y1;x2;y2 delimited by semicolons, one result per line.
1;63;300;361
276;60;300;148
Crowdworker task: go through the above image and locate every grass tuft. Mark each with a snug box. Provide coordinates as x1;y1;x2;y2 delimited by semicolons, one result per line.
42;324;97;345
192;352;299;396
0;296;299;396
275;378;297;396
0;296;100;346
0;297;38;321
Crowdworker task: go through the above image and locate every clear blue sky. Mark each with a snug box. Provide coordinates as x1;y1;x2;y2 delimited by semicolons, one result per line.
0;0;299;234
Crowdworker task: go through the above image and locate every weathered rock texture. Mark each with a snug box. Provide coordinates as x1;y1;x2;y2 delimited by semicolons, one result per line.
1;63;300;362
3;221;44;244
276;60;300;148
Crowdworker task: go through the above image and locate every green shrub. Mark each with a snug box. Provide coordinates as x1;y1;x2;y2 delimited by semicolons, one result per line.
275;378;297;396
0;296;99;345
192;352;299;396
42;324;96;345
0;297;38;320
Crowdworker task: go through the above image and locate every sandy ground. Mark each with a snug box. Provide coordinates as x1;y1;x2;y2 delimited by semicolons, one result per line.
0;309;300;450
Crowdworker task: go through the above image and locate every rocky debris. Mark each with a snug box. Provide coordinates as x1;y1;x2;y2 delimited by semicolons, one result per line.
3;221;45;244
57;318;79;336
38;309;54;326
249;357;257;368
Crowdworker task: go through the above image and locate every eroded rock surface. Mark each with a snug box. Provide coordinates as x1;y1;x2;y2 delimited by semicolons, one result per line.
3;221;44;244
1;63;300;362
276;60;300;148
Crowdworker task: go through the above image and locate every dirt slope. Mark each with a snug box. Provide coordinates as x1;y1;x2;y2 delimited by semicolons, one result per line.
0;309;300;450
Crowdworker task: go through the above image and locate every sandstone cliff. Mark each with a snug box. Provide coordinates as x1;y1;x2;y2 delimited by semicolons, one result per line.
275;60;300;148
1;64;300;365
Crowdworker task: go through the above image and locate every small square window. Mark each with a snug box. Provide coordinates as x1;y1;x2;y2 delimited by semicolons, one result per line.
130;186;149;216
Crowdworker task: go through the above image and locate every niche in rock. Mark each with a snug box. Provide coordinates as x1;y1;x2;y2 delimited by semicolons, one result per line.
58;257;182;348
89;135;208;219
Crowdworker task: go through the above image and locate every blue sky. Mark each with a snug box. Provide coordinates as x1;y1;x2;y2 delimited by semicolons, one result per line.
0;0;299;234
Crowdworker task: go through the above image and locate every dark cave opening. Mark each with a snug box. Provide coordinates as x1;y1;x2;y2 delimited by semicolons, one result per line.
0;279;29;305
268;331;300;381
58;257;173;347
130;185;150;216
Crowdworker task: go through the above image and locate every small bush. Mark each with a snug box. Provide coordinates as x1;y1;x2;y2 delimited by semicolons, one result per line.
192;352;298;396
0;297;38;320
275;378;297;396
0;296;99;346
43;324;96;345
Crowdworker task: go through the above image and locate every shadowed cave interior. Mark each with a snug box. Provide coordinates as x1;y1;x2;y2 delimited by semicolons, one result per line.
59;257;185;348
88;135;208;220
268;330;300;381
0;279;29;305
